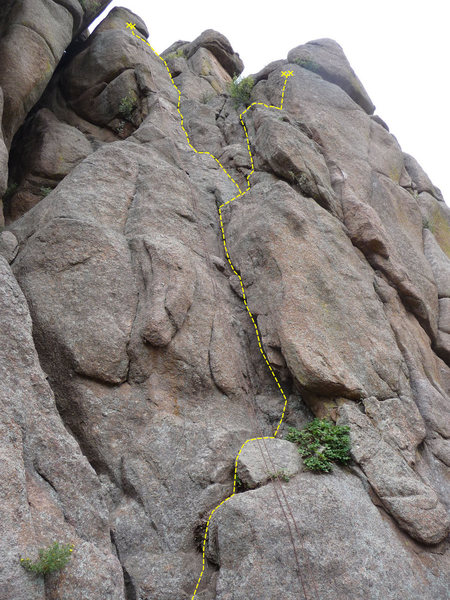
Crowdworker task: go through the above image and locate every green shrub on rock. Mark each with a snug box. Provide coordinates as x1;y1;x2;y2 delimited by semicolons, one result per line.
118;92;137;120
229;75;254;109
20;542;74;576
286;418;351;472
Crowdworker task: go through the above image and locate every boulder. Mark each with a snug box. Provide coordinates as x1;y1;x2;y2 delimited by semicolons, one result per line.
404;152;444;200
207;469;445;599
287;38;375;114
5;109;92;222
0;0;111;148
251;110;341;217
187;47;232;94
0;230;18;263
185;29;244;77
338;403;449;544
236;438;301;488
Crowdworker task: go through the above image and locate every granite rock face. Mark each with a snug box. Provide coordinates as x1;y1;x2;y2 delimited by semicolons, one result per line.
1;5;449;600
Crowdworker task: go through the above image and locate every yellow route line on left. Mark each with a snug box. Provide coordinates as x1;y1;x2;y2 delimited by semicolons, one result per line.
125;22;294;598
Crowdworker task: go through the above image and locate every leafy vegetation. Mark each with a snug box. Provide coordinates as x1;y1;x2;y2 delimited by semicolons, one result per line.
286;418;351;472
80;0;100;10
293;57;322;74
166;48;185;60
40;186;52;197
118;92;137;120
20;542;74;576
229;75;254;109
268;469;291;482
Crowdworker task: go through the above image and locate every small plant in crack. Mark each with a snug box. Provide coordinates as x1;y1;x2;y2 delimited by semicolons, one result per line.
293;57;322;74
40;186;53;198
166;48;185;60
229;74;254;109
234;473;245;491
20;542;75;576
193;516;208;552
267;469;291;482
118;92;138;120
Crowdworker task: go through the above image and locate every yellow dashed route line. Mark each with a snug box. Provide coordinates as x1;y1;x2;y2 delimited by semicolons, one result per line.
126;22;293;598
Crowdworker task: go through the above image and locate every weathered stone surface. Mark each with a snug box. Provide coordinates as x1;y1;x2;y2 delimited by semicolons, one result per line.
287;38;375;114
5;109;92;222
0;256;124;600
253;65;439;337
374;273;450;441
0;89;7;221
187;47;232;94
344;193;390;257
0;230;18;263
2;7;449;599
0;0;111;147
363;395;426;465
207;469;446;599
236;438;301;488
418;191;450;257
424;228;450;297
404;152;444;200
252;110;341;217
338;403;449;544
10;144;139;384
225;177;407;400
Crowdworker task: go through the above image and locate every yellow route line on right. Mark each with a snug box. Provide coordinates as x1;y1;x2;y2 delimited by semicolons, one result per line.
194;73;294;598
125;22;294;598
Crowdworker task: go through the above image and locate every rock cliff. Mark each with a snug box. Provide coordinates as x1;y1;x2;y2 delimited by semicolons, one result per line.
1;4;449;600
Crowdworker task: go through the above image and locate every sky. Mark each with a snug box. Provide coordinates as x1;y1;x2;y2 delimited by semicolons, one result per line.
92;0;449;202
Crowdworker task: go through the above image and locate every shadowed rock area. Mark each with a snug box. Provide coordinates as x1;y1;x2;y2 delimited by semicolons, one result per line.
1;4;449;599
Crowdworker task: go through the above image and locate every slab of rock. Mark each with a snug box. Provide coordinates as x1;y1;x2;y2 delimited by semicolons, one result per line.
252;110;341;217
225;178;407;400
6;109;92;222
424;228;450;297
0;256;124;600
187;47;232;94
404;152;443;200
10;144;140;384
338;403;449;544
207;469;444;600
236;438;301;488
363;395;426;465
287;38;375;114
0;230;18;263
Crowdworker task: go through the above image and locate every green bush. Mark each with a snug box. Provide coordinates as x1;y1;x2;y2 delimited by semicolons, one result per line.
229;75;254;109
20;542;74;576
80;0;100;10
40;186;52;197
286;418;351;472
118;92;137;120
268;469;291;482
293;57;322;74
166;48;185;60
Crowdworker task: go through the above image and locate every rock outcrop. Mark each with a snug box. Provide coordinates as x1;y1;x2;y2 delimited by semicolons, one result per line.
1;5;449;600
